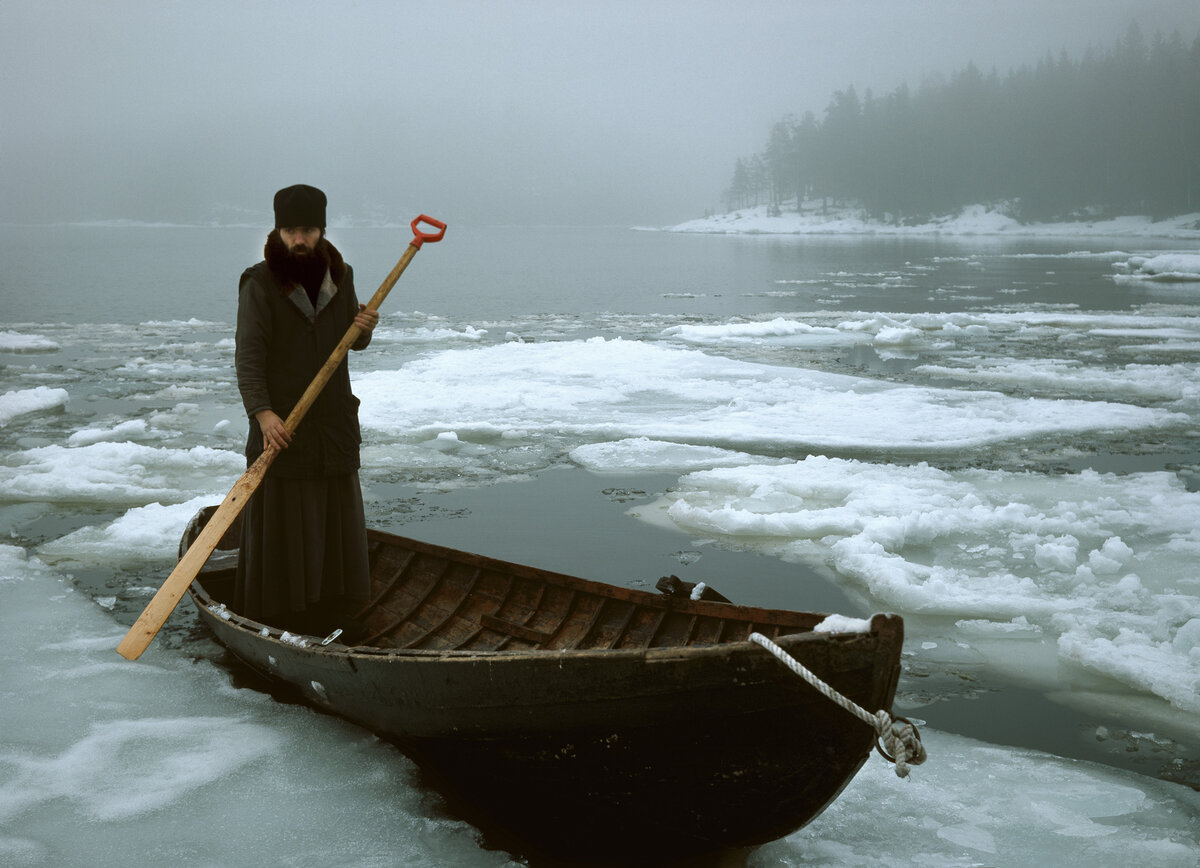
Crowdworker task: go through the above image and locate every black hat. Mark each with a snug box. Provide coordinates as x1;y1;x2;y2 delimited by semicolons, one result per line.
273;184;327;229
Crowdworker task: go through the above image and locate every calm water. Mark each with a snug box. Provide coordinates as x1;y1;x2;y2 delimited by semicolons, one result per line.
2;223;1182;324
2;223;1197;864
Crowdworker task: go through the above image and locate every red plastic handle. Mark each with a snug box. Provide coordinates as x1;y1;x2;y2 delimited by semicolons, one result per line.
410;214;447;249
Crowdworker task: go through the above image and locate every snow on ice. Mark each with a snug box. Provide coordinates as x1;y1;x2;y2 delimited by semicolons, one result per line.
0;386;68;427
353;338;1187;456
0;331;60;353
1114;253;1200;282
626;453;1200;715
0;545;504;867
0;441;241;505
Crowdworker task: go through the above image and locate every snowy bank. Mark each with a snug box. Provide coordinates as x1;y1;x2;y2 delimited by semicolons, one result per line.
664;203;1200;239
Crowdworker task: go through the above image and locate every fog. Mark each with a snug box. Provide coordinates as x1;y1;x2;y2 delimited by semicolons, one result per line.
2;0;1197;227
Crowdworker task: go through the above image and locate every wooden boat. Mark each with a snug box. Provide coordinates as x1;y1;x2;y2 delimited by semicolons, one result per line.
181;505;907;864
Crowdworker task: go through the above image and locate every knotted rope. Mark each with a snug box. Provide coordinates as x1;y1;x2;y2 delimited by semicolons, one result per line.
749;632;927;778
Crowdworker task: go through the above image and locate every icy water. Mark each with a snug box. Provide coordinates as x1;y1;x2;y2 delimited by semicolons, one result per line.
2;224;1199;866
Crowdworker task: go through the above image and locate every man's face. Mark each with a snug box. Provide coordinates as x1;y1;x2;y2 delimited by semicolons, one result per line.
280;226;322;257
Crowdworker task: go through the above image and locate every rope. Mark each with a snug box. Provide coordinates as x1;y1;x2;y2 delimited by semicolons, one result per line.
749;632;927;778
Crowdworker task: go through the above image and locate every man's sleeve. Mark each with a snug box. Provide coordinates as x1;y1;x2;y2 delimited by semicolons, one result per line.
235;274;274;418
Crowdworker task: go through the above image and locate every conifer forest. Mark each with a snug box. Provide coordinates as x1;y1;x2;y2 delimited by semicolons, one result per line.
724;24;1200;222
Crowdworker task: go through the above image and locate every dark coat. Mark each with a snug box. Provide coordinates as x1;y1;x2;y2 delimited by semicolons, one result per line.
235;237;370;478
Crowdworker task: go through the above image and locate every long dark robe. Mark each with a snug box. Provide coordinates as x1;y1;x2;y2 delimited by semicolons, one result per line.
232;234;372;634
234;472;369;632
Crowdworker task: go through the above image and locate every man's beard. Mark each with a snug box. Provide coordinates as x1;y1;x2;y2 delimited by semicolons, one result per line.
280;240;328;290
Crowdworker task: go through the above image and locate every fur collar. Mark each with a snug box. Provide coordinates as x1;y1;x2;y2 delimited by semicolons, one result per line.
264;230;348;288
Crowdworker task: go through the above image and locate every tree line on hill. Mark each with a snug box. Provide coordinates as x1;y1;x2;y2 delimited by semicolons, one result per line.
723;24;1200;222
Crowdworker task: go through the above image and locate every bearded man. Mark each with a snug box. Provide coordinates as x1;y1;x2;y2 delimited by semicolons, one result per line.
233;184;378;636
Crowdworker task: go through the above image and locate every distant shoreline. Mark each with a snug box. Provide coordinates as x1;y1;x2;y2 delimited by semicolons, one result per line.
5;207;1200;240
658;203;1200;240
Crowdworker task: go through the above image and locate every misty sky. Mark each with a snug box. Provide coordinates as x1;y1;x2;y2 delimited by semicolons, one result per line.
3;0;1197;226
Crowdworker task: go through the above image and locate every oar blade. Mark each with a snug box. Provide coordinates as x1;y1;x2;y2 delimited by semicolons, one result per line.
116;528;224;659
116;463;265;659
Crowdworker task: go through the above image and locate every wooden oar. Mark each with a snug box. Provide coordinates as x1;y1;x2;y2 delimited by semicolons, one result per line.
117;215;447;660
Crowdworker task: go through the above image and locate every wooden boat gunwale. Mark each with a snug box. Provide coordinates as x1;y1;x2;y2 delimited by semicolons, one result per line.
183;507;879;658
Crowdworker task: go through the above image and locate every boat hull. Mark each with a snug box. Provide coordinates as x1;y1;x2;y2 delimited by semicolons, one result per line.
183;509;903;862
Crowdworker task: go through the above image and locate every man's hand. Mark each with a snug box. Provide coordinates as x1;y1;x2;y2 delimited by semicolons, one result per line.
255;409;291;451
354;304;379;333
